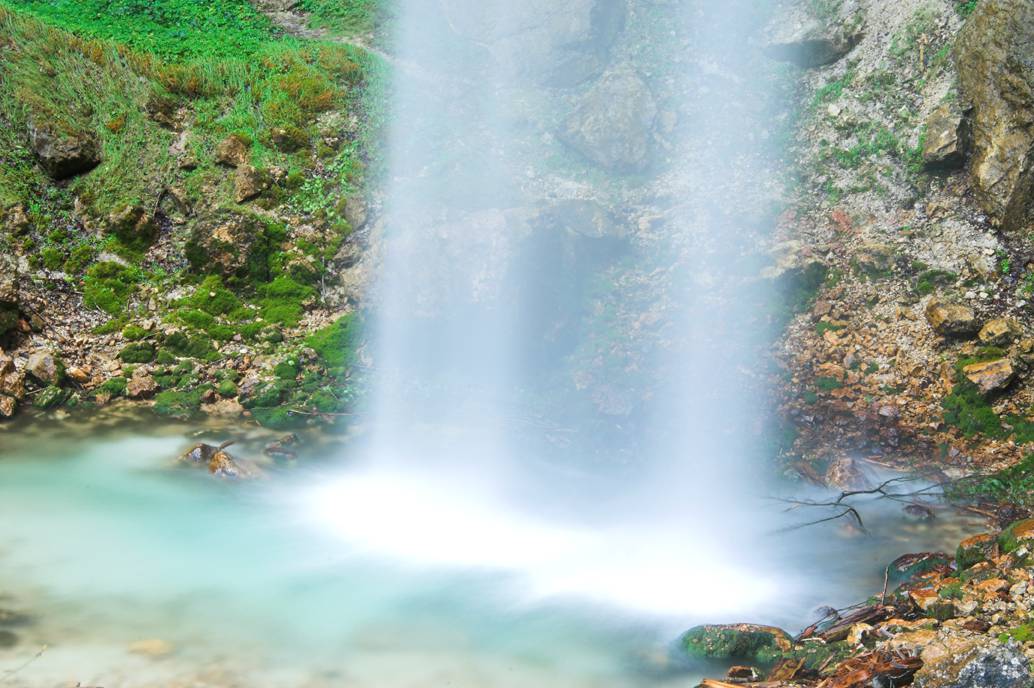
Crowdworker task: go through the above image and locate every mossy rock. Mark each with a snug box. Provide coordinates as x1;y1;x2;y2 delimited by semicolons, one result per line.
999;518;1034;554
241;381;287;410
34;385;68;410
887;552;953;589
119;342;155;364
0;306;18;335
957;533;998;570
679;624;793;664
153;389;203;419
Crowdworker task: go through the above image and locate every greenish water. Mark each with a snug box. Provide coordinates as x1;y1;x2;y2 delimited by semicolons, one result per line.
0;413;982;687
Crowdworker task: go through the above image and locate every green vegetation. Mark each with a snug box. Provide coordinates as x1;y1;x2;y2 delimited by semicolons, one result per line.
298;0;388;35
83;262;141;315
956;0;979;17
951;454;1034;508
914;268;957;296
306;314;360;372
890;6;941;62
938;581;963;599
813;70;854;108
942;376;1006;439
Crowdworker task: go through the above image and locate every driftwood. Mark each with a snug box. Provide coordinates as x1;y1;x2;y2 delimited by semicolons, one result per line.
816;650;921;688
797;604;893;643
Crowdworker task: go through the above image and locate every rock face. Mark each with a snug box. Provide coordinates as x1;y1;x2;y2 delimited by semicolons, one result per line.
925;300;978;338
26;118;101;179
439;0;625;87
923;103;969;169
956;0;1034;232
560;69;656;172
234;165;270;203
914;641;1031;688
962;358;1015;395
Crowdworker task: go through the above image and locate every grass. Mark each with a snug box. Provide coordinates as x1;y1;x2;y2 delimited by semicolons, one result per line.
298;0;388;35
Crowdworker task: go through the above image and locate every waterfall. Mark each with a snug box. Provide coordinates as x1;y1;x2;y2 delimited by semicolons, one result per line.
316;0;794;619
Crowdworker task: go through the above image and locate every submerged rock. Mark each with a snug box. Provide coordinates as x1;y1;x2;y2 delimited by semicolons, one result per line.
560;69;656;172
956;0;1034;232
178;441;260;480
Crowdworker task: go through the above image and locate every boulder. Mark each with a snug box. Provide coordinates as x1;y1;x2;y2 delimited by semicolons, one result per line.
0;368;25;399
961;358;1015;395
178;441;259;480
2;205;30;234
925;300;978;338
0;395;14;418
214;134;251;167
956;0;1034;232
439;0;625;87
25;351;63;386
923;103;970;169
978;317;1021;346
914;640;1031;688
559;69;657;172
763;13;862;69
825;456;872;491
999;518;1034;554
234;165;270;203
26;118;101;179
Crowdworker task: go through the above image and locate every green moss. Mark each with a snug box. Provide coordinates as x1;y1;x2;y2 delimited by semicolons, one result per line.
97;376;127;397
122;324;149;341
217;380;238;397
83;262;140;315
258;275;315;327
118;342;155;363
33;385;68;410
251;406;304;430
153;389;203;419
305;313;360;372
915;269;957;296
942;376;1006;439
680;625;791;664
242;381;286;409
274;359;299;379
938;582;963;600
185;275;243;316
815;376;844;392
1000;622;1034;644
164;331;218;360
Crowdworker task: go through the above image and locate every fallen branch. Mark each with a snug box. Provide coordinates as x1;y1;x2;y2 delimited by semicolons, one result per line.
1;644;47;684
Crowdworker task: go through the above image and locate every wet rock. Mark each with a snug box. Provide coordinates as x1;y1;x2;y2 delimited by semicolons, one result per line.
264;433;298;460
33;385;67;410
887;552;953;589
0;367;25;399
956;533;998;571
0;630;17;648
679;623;792;662
536;199;624;240
559;69;657;172
956;0;1034;232
234;165;270;203
26;118;101;179
998;518;1034;554
825;456;872;491
925;300;978;338
440;0;625;87
201;398;245;418
0;395;15;418
923;103;970;170
25;351;64;386
107;204;158;246
178;441;259;480
129;638;174;657
914;640;1031;688
978;317;1021;346
961;358;1015;395
214;133;251;167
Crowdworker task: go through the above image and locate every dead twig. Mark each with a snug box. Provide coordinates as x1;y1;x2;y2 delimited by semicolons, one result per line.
1;644;47;684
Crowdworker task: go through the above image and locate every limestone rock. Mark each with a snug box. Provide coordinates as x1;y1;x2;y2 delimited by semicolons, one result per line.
825;456;872;491
914;640;1031;688
234;165;270;203
956;533;997;571
2;205;30;234
999;518;1034;554
0;369;25;400
961;358;1015;395
178;441;259;480
559;69;657;172
923;103;970;169
0;254;19;336
978;317;1021;346
126;372;157;399
925;300;978;338
763;13;862;69
439;0;625;87
956;0;1034;232
26;118;101;179
0;395;15;418
25;351;63;386
214;134;251;168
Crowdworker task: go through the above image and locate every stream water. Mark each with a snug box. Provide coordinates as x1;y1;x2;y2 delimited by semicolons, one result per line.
0;412;981;688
